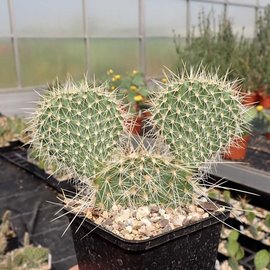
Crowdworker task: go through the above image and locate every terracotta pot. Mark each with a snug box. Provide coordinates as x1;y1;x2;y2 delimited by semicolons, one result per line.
259;94;270;109
241;92;259;106
126;111;152;135
223;135;251;161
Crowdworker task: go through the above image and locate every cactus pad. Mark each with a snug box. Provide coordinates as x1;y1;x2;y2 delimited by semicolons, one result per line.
30;80;127;180
150;69;249;168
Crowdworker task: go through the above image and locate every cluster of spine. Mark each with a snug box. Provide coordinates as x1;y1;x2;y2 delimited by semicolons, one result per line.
94;151;193;209
149;69;249;169
29;80;127;180
30;69;249;211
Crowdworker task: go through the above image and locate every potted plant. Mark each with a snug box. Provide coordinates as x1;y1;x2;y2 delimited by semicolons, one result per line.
223;107;256;160
106;69;151;135
29;67;249;269
0;232;51;269
252;105;270;139
0;115;28;147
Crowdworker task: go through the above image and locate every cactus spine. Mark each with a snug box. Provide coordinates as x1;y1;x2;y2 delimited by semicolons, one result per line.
29;68;249;211
150;69;249;169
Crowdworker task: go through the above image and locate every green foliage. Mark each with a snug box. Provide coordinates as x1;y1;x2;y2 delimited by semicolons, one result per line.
254;249;270;270
252;107;270;134
223;190;231;204
254;6;270;93
174;6;270;93
106;69;149;111
265;214;270;228
0;116;28;146
226;230;245;270
245;209;256;224
0;232;49;270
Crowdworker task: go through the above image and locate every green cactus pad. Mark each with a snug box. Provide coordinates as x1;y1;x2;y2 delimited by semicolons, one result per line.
30;80;126;181
94;152;193;209
150;70;249;168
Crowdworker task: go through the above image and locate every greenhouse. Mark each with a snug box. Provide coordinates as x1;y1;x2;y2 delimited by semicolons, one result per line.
0;0;270;269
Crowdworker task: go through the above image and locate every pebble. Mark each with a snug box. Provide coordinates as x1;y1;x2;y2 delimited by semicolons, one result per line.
171;215;185;226
136;207;150;220
158;218;169;228
74;200;224;241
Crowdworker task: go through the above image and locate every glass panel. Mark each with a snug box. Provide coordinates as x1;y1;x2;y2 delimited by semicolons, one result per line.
89;38;139;78
145;0;186;37
190;2;225;37
13;0;83;36
0;0;10;35
146;37;178;76
88;0;139;37
227;6;255;38
228;0;257;5
259;0;270;6
18;39;85;86
0;39;16;88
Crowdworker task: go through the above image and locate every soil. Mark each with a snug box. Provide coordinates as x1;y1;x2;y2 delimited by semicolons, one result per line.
0;157;77;270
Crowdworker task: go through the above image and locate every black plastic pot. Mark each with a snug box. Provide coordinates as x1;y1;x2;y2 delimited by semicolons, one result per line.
67;204;229;270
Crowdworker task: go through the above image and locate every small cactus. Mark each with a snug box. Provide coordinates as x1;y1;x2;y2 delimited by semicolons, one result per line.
29;68;250;212
0;210;15;256
0;232;50;270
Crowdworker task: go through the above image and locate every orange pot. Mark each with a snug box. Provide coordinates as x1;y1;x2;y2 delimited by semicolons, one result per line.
126;111;152;135
259;94;270;109
223;135;250;161
241;92;259;106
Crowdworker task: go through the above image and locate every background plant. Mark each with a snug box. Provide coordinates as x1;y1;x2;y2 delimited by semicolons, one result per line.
254;249;270;270
225;230;245;270
0;232;50;270
106;69;149;112
174;6;270;93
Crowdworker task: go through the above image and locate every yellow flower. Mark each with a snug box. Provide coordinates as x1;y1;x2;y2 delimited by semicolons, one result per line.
256;105;264;112
112;77;116;82
132;70;138;75
134;95;143;102
162;78;167;83
111;86;116;90
130;85;137;91
114;74;121;80
107;69;114;75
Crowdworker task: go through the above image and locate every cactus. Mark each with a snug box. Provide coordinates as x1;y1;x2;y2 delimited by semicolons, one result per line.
0;232;49;270
0;210;16;255
149;69;249;169
29;68;249;212
94;151;193;209
29;79;128;182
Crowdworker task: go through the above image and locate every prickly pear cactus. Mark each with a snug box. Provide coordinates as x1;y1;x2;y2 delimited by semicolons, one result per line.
94;151;193;209
150;69;249;169
29;80;127;180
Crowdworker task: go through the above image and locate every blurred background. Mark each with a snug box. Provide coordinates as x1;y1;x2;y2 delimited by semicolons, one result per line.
1;0;270;115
